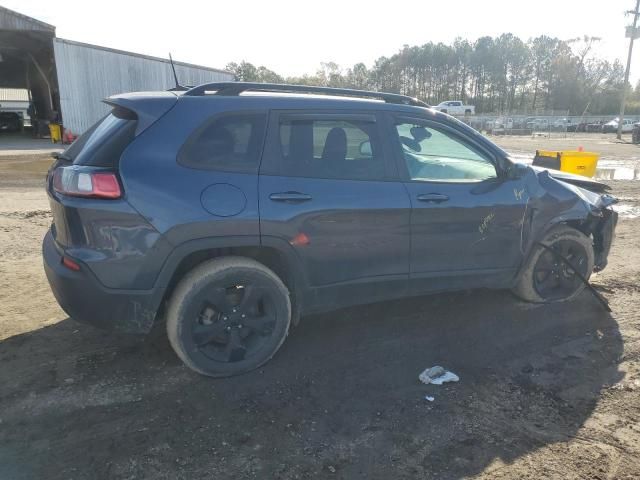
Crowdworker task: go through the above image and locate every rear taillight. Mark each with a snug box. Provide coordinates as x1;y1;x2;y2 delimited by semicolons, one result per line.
53;166;122;199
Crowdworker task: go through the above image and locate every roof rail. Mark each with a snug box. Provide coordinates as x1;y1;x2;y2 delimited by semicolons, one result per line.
183;82;429;107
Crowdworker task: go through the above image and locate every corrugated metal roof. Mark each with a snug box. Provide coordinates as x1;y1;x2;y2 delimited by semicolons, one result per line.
53;38;234;134
0;6;55;32
0;88;29;101
55;38;232;76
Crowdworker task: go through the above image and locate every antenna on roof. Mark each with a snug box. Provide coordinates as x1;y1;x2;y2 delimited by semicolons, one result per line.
167;53;188;91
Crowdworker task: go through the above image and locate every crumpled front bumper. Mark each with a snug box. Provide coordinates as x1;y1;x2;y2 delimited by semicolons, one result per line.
593;207;618;271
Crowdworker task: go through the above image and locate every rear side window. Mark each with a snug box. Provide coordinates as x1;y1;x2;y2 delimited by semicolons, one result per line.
178;113;267;173
275;116;385;181
68;107;137;167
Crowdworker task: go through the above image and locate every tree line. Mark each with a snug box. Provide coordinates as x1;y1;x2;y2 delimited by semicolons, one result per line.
226;34;640;115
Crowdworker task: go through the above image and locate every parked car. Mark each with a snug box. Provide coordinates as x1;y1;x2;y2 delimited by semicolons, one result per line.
602;118;634;134
586;121;604;133
490;116;514;133
0;111;23;132
622;119;635;133
551;118;575;131
434;100;475;115
567;122;581;132
526;118;549;131
43;83;618;377
632;122;640;143
511;117;528;129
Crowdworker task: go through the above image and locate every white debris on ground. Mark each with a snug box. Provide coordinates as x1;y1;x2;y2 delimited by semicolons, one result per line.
424;396;435;402
419;366;460;385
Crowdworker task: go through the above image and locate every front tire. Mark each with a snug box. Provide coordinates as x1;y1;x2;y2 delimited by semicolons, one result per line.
513;225;594;303
166;257;291;377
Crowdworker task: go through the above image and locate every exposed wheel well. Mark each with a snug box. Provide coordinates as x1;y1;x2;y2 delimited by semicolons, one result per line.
159;246;301;325
563;219;590;236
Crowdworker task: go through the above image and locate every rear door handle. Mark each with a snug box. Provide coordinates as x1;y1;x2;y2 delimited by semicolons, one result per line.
269;192;313;203
417;193;449;203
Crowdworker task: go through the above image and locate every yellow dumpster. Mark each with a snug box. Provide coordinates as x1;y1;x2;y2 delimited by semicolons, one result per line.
48;123;62;143
533;150;599;178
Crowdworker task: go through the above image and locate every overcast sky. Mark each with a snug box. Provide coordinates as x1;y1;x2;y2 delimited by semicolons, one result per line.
6;0;640;82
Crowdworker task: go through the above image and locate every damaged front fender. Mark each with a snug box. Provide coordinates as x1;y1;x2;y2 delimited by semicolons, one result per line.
521;169;618;272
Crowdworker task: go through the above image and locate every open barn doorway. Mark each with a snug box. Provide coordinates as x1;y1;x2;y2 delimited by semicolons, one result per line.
0;6;61;149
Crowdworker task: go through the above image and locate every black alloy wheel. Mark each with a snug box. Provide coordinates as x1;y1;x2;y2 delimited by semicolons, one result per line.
533;239;589;301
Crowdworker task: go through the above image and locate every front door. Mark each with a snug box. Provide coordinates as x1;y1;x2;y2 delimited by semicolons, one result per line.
389;116;528;290
259;110;411;308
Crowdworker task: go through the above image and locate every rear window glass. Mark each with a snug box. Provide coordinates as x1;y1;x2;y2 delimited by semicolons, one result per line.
65;107;137;167
178;113;267;173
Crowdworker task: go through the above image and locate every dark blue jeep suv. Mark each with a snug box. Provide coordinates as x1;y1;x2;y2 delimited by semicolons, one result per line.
43;83;617;377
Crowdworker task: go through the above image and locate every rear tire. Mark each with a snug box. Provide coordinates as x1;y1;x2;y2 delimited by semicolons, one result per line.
513;225;594;303
166;256;291;377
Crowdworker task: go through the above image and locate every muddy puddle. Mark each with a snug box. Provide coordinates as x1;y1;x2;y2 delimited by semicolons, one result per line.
508;152;640;181
595;163;640;181
612;203;640;219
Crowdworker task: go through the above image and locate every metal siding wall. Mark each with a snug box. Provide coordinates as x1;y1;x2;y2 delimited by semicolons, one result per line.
53;39;233;134
0;8;55;32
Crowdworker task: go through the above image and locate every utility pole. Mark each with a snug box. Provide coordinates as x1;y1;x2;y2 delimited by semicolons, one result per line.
617;0;640;140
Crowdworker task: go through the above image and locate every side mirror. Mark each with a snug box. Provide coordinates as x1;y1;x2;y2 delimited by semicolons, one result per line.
359;140;372;156
507;162;529;180
410;126;431;141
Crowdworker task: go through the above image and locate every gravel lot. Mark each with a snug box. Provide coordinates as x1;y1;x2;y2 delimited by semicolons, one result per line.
1;134;640;479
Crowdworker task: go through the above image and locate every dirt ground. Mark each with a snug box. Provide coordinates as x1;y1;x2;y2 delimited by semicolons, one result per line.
1;136;640;479
492;132;640;161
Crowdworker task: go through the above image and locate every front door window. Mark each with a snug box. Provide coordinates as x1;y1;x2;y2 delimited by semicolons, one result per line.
395;122;497;182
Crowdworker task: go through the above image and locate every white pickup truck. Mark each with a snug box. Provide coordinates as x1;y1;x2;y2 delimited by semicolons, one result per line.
434;100;475;115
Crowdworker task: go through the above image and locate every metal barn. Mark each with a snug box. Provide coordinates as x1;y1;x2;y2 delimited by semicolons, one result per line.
0;6;234;136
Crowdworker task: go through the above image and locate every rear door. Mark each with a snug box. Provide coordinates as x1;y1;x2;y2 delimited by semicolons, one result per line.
388;114;528;291
259;110;411;308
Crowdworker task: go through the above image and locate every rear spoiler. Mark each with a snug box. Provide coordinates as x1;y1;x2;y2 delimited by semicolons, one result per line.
103;91;178;136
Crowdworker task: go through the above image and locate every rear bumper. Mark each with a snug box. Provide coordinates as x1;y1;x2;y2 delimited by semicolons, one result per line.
43;231;159;333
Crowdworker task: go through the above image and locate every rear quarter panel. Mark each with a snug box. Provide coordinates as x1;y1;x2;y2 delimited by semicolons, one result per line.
120;97;262;246
47;189;172;290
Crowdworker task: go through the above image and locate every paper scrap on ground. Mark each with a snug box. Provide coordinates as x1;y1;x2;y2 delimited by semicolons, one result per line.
419;366;460;385
425;396;435;402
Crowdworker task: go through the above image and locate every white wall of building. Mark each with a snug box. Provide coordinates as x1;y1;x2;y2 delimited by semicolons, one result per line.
0;88;30;125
